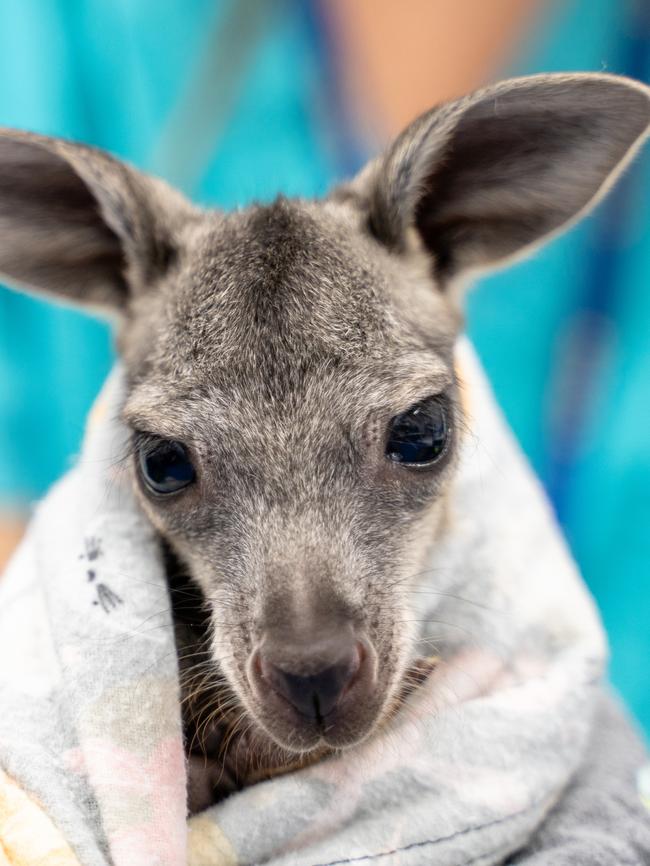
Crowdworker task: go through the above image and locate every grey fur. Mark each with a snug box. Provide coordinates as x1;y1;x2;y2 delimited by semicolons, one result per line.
0;72;648;809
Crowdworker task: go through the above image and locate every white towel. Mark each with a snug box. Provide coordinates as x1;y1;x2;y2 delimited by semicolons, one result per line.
0;338;606;866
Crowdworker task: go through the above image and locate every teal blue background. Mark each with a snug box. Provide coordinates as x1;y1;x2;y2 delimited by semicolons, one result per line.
469;0;650;731
0;0;340;502
0;0;648;729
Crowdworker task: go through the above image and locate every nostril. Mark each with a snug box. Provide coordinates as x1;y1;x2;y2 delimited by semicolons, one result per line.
259;642;363;722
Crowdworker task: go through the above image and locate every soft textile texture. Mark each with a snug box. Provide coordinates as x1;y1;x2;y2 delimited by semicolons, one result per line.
510;692;650;865
0;339;624;866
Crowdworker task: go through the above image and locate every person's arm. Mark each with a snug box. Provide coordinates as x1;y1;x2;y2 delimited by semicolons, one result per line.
510;691;650;864
326;0;543;137
0;517;24;573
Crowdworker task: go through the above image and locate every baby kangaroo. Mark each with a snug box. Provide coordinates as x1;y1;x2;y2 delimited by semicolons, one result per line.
0;74;648;812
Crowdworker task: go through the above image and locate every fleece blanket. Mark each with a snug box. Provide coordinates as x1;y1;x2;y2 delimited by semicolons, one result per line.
0;339;610;866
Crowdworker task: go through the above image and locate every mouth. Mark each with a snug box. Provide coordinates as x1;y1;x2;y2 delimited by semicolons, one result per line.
240;649;439;755
169;544;437;778
242;637;380;752
182;648;438;810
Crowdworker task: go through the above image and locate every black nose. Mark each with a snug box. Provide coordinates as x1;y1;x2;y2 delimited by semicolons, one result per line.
261;646;361;720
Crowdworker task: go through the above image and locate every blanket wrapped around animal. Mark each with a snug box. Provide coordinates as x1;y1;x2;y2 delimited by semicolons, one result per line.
0;339;648;866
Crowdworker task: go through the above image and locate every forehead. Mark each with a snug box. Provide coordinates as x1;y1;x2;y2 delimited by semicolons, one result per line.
124;197;457;424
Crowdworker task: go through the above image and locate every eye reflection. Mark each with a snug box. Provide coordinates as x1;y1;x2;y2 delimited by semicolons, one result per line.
137;437;196;495
385;397;449;466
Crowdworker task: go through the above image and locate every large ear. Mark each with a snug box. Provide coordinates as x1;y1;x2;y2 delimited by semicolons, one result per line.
353;73;650;285
0;130;196;312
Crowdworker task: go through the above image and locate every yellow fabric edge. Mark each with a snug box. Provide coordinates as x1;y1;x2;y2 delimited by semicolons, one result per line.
0;770;81;866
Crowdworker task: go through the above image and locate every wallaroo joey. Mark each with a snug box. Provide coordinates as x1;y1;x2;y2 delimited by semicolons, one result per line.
0;73;649;812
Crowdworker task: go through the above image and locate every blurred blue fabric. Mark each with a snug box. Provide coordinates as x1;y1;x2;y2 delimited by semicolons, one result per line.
0;0;647;730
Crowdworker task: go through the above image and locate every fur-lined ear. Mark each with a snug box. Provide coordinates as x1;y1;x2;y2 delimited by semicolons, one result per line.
0;130;196;312
351;73;650;285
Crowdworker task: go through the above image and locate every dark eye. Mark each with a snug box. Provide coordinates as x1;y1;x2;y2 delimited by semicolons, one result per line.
385;397;449;466
137;438;196;495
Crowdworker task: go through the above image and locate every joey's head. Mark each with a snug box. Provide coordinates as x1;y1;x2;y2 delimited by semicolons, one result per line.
1;74;648;755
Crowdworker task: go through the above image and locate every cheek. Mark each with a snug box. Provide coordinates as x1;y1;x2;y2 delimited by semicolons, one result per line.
130;469;222;555
130;475;170;536
400;495;450;577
